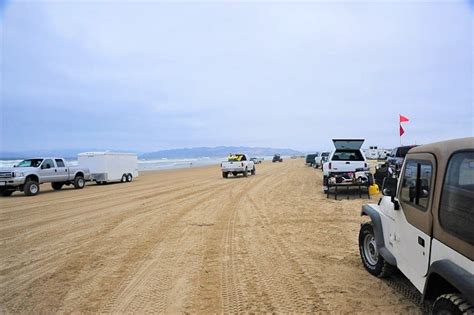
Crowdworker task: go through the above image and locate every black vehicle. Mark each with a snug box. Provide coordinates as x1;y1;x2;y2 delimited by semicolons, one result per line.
386;145;418;171
272;154;283;163
305;153;318;166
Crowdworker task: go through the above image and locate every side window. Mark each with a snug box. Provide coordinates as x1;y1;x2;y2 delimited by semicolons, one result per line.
439;151;474;245
42;159;54;169
400;160;433;211
55;159;65;167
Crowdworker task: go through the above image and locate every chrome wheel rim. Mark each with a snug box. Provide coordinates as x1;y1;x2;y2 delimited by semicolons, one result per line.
364;233;378;265
30;184;38;194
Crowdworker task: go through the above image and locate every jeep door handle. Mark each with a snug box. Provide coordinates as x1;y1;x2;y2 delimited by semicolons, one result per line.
418;236;425;247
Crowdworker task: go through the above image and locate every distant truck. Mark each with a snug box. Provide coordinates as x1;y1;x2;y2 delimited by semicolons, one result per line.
221;154;255;178
305;153;318;167
78;152;138;184
314;152;330;169
359;137;474;314
272;154;283;163
250;157;264;164
0;158;90;196
386;145;418;171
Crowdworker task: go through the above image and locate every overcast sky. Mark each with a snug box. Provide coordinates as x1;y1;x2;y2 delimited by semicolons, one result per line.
1;1;472;153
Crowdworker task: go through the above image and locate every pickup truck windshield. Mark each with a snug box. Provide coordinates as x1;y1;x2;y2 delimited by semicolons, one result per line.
17;159;43;167
332;150;364;161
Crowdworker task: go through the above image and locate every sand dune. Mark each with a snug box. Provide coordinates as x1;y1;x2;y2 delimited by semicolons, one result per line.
0;159;419;313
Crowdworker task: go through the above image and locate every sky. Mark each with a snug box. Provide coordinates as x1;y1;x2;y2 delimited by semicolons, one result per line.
0;0;472;153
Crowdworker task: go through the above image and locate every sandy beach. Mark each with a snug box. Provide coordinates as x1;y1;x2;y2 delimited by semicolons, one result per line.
0;159;420;313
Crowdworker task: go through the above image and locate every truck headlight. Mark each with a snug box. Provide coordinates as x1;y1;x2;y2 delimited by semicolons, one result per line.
14;172;24;177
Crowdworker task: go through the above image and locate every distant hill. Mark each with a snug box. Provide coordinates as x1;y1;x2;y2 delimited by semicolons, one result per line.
141;146;303;159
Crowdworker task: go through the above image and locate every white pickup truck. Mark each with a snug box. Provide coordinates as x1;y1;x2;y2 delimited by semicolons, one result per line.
323;139;371;190
221;154;256;178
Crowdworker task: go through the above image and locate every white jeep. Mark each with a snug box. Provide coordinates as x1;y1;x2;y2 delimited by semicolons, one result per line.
359;137;473;314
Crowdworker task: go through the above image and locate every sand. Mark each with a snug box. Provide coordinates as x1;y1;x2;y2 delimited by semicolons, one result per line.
0;159;420;313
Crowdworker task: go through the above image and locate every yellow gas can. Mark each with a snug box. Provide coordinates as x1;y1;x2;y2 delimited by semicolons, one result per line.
369;184;380;196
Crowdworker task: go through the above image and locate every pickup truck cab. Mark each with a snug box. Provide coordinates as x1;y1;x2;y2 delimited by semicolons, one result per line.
323;139;370;190
358;137;473;314
0;158;91;196
221;154;255;178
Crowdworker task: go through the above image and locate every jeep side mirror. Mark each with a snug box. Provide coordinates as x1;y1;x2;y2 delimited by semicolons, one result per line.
382;177;397;197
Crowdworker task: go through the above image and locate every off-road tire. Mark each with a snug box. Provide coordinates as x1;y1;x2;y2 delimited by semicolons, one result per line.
51;182;64;191
359;222;394;278
243;168;248;177
24;180;40;196
121;174;127;182
126;174;133;182
222;172;228;178
251;167;256;175
1;190;14;196
432;293;474;315
73;176;85;189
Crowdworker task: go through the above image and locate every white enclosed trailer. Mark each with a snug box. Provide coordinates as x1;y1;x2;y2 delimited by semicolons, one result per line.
77;152;138;183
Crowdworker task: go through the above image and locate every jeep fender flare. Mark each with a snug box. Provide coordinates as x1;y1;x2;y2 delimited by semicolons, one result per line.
361;204;397;266
424;260;474;305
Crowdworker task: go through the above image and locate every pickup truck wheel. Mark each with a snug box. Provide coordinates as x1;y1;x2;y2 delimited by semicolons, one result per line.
359;222;394;278
51;182;64;191
73;176;85;189
432;293;473;315
121;174;127;182
24;180;40;196
243;168;248;177
1;190;14;196
232;172;238;177
222;172;228;178
251;167;256;175
126;174;133;182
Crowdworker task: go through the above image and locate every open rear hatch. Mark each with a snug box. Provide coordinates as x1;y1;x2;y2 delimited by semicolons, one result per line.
332;139;365;150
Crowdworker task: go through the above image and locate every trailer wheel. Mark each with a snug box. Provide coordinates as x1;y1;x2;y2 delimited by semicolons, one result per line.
73;176;85;189
121;174;127;182
126;174;133;182
222;172;228;178
24;180;40;196
51;182;64;191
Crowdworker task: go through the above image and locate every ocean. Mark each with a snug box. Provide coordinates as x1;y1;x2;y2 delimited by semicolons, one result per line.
0;156;273;171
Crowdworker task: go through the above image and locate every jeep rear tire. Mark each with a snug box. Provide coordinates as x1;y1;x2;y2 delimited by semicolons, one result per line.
24;180;40;196
432;293;474;315
222;172;228;178
359;222;394;278
73;176;85;189
51;182;64;191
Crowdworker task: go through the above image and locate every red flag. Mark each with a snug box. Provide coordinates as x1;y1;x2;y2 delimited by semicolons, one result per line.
400;125;405;136
400;114;409;123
